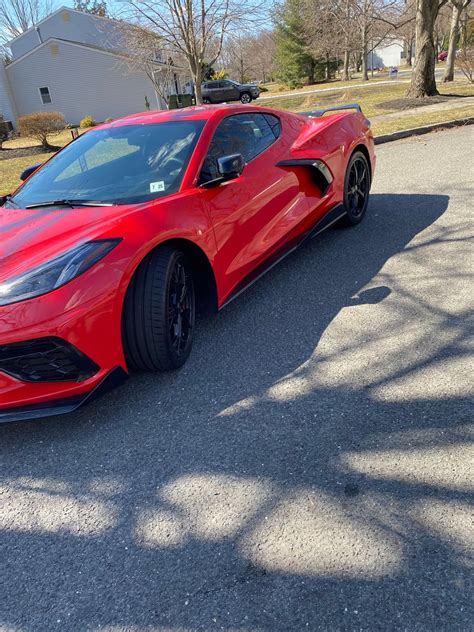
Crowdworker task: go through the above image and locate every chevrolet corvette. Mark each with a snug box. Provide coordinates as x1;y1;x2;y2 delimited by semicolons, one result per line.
0;103;375;422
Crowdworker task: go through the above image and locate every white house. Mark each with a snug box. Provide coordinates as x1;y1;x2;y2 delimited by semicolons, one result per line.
367;39;410;70
0;7;176;127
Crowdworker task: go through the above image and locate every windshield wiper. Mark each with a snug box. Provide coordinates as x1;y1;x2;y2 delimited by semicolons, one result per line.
25;199;114;209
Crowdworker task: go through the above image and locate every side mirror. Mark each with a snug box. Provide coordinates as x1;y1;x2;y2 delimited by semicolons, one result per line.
217;154;245;181
20;163;42;181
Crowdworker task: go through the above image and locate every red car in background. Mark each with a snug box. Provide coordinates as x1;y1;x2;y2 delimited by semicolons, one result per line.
0;103;375;423
438;51;448;61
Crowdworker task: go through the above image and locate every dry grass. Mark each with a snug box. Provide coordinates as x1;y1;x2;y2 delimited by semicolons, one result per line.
3;128;82;150
259;80;474;116
0;152;54;196
371;105;474;136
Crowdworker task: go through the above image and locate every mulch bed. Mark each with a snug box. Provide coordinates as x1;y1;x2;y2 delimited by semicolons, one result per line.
377;94;469;111
0;145;60;161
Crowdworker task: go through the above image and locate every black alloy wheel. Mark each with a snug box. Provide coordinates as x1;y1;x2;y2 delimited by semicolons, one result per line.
123;247;195;371
342;151;371;225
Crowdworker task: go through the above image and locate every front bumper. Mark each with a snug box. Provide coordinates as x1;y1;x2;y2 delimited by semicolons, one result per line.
0;259;127;419
0;366;128;423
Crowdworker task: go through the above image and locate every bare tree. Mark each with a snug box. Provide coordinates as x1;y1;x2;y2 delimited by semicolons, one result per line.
455;44;473;81
120;24;188;108
406;0;447;97
243;30;276;82
123;0;268;104
442;0;471;81
221;33;251;82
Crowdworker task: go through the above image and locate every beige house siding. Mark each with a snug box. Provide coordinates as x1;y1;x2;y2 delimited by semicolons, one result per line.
6;40;162;125
0;62;17;123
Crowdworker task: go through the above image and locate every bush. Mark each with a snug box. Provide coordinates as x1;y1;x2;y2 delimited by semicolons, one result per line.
456;48;474;83
104;117;114;123
259;85;269;92
17;111;65;149
80;115;97;128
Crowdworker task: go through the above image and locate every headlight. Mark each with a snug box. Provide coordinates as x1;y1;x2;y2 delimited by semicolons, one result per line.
0;239;121;307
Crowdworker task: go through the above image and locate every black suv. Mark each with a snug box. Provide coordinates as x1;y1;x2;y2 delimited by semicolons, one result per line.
201;80;260;104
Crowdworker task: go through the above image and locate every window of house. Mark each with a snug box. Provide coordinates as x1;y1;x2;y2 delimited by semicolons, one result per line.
199;113;281;184
39;87;52;104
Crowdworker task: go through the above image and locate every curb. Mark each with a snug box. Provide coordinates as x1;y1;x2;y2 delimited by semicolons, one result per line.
374;116;474;144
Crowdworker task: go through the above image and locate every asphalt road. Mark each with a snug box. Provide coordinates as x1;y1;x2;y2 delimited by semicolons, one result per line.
1;127;473;632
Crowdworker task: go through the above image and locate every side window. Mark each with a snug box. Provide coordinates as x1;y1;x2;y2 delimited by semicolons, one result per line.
199;113;281;184
263;113;282;139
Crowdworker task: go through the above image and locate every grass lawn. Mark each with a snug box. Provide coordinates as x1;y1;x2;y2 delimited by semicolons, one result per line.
371;106;474;136
260;66;419;95
259;80;474;116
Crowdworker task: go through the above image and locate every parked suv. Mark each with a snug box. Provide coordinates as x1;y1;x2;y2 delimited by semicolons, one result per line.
201;80;260;104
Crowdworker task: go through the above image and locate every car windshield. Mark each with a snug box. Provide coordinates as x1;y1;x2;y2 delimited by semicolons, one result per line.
11;120;205;208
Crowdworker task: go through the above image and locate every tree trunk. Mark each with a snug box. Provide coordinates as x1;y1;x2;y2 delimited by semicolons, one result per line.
325;52;330;79
342;48;350;80
193;63;203;105
406;34;414;66
308;58;315;84
361;25;368;80
407;0;440;98
443;2;462;82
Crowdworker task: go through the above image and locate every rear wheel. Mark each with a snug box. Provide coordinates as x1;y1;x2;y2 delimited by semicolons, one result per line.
240;92;252;104
123;246;195;371
342;151;371;226
202;97;211;104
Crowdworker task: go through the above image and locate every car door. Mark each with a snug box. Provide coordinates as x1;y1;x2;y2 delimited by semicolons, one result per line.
220;81;239;102
206;82;221;102
198;112;312;302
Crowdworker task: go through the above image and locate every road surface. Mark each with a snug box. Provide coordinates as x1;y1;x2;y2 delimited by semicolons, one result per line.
1;127;473;631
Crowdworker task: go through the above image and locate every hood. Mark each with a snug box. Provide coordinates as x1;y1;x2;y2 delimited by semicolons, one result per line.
0;203;136;282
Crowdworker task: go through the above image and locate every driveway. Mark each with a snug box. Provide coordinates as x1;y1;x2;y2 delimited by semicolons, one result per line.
1;127;473;631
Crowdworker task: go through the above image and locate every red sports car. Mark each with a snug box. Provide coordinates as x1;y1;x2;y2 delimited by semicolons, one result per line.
0;103;375;422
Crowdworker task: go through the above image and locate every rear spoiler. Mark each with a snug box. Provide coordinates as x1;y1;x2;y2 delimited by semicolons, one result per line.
301;103;362;118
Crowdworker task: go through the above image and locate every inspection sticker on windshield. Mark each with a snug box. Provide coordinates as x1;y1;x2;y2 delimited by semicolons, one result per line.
150;181;165;193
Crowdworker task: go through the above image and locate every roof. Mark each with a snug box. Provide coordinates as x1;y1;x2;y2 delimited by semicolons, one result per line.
103;104;280;127
5;36;172;69
7;6;123;46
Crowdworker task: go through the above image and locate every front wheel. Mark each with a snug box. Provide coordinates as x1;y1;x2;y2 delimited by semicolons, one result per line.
240;92;252;104
202;97;211;104
341;151;371;226
123;247;195;372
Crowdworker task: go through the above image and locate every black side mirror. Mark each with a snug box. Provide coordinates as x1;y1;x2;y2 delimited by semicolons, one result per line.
20;163;42;181
217;154;245;181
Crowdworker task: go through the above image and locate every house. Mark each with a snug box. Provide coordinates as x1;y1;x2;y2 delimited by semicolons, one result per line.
367;39;411;70
0;6;178;127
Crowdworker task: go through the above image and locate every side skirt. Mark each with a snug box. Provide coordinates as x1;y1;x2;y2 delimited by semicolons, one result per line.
221;203;346;309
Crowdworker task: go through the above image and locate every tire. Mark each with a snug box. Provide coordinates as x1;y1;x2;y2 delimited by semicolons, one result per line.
341;151;371;226
240;92;252;104
123;246;195;372
202;97;211;104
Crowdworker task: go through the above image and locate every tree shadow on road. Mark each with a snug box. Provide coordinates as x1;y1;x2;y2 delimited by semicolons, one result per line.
1;192;473;631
